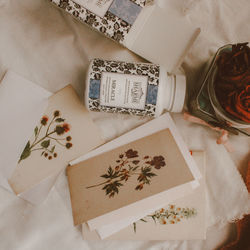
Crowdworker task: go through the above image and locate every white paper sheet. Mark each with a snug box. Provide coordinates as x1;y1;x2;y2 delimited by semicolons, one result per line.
70;113;201;233
82;151;206;240
0;70;52;193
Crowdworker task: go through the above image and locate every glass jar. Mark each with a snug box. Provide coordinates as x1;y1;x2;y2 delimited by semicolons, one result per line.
188;44;250;136
207;44;250;129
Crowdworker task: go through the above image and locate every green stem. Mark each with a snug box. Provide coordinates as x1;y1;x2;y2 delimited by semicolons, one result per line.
46;116;56;135
31;147;44;152
48;136;68;141
31;124;43;146
85;180;110;189
31;131;56;149
48;136;65;147
86;169;142;189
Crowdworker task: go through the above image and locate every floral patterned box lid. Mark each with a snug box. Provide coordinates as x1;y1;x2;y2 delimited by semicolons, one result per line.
49;0;200;73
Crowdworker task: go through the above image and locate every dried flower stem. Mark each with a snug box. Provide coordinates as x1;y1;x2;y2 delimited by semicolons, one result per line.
85;149;166;198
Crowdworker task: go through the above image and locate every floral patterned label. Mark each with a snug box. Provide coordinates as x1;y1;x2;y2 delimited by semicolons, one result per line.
49;0;146;43
88;59;160;116
100;72;148;110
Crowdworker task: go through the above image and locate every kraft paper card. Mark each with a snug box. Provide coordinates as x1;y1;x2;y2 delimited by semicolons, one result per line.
82;151;206;240
67;122;197;226
68;114;201;234
8;85;104;204
68;114;201;232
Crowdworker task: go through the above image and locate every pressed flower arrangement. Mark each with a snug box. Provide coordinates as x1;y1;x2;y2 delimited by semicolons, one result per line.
18;110;73;163
133;204;197;233
86;149;166;198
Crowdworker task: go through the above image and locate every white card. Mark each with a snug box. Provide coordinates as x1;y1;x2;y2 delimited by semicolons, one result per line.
68;113;201;231
82;151;206;240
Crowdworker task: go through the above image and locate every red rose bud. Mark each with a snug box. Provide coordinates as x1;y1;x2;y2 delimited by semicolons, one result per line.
41;116;49;126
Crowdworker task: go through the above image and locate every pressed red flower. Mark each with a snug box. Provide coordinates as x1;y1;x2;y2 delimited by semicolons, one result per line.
62;123;70;133
149;156;166;169
55;123;70;135
125;149;138;158
66;142;72;149
41;116;49;126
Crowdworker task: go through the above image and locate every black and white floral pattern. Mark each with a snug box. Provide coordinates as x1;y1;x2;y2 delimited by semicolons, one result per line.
88;59;160;117
49;0;146;43
90;59;159;85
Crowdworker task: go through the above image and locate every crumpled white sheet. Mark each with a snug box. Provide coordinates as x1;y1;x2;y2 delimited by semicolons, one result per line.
0;0;250;249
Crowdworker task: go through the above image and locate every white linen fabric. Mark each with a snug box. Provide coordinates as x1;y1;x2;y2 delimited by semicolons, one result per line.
0;0;249;250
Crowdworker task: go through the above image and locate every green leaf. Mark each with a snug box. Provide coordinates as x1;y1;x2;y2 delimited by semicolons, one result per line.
133;223;136;233
41;140;50;148
132;166;139;171
102;181;123;197
140;218;147;223
151;216;157;224
107;166;113;176
34;126;38;136
55;118;65;123
146;172;157;178
51;145;55;153
101;166;120;179
18;141;31;163
100;174;110;179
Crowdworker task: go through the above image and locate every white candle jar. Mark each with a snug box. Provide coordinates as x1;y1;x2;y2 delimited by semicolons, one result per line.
85;59;186;117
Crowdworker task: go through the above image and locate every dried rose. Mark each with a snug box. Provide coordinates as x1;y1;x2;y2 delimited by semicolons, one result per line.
226;85;250;123
215;43;250;123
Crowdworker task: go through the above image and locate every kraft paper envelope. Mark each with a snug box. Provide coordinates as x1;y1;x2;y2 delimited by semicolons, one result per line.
82;151;206;240
68;114;201;233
